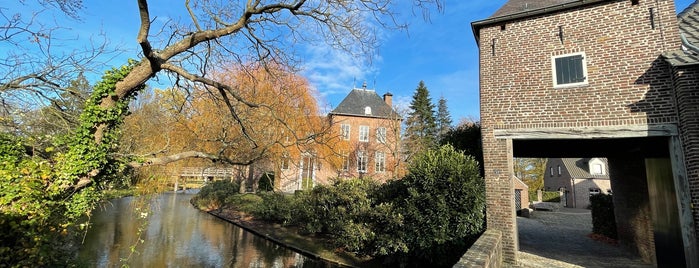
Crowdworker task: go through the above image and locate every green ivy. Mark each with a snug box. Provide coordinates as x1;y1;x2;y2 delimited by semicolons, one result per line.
0;60;145;266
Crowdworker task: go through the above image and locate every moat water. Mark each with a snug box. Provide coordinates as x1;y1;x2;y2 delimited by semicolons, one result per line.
76;191;330;267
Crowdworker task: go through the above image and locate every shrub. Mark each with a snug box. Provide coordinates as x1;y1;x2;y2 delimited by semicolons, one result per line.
590;193;617;239
250;192;294;224
294;178;377;239
191;180;240;211
371;145;486;266
226;193;263;213
542;191;561;202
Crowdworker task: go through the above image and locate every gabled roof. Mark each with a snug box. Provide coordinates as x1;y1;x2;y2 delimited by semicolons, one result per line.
329;88;400;119
561;158;609;180
663;1;699;67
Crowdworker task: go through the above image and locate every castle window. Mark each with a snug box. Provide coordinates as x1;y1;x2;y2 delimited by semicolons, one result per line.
552;52;587;88
357;151;367;173
281;154;290;170
375;151;385;173
341;151;349;171
340;124;350;140
376;127;386;143
359;125;369;142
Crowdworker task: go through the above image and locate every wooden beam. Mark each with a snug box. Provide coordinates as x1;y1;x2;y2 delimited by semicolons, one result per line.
494;124;678;140
669;136;699;268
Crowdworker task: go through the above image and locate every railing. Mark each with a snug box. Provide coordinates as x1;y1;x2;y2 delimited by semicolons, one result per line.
179;167;236;177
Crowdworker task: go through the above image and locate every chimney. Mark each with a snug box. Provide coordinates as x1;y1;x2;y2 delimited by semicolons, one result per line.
383;92;393;107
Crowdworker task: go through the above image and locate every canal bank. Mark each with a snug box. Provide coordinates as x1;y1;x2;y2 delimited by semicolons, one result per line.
205;207;381;268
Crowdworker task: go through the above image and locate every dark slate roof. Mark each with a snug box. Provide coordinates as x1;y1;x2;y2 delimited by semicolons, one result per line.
663;1;699;67
490;0;577;18
561;158;609;180
329;88;400;119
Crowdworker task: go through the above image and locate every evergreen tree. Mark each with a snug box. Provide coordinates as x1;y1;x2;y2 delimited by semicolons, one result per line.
403;81;437;161
436;96;452;141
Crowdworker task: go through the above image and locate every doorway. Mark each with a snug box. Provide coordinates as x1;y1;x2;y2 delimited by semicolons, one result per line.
513;137;688;267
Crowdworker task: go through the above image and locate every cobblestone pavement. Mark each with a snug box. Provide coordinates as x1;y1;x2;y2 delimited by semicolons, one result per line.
515;208;653;268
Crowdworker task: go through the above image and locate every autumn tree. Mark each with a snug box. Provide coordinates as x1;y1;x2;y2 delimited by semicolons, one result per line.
403;80;437;161
122;63;342;191
513;158;546;197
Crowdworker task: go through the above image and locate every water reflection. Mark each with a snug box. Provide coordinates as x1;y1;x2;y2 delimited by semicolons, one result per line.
77;192;328;267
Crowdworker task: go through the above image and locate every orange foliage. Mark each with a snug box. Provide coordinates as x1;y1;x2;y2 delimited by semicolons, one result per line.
121;63;345;178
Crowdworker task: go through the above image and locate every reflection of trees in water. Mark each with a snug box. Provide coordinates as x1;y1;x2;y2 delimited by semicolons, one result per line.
78;193;321;267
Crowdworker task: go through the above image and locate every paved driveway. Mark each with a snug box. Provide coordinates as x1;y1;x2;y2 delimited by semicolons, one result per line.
516;208;653;268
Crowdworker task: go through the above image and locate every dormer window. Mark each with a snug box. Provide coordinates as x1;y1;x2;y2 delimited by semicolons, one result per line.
589;158;605;175
591;164;603;175
364;106;372;115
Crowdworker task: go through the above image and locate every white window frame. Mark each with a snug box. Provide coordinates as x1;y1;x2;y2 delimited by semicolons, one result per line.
340;124;350;140
557;165;561;175
551;52;588;88
376;127;387;143
359;125;369;142
341;151;349;171
375;151;385;173
357;151;367;173
591;163;604;175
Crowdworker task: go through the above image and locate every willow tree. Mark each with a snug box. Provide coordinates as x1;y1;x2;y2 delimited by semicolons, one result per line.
122;63;345;190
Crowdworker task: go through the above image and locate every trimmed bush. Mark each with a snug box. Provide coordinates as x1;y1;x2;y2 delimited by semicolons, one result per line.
542;191;561;202
590;193;617;239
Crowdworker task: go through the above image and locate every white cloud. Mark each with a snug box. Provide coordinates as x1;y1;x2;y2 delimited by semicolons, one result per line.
301;44;380;99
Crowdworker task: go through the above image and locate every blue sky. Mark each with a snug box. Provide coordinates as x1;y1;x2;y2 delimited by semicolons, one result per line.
5;0;696;122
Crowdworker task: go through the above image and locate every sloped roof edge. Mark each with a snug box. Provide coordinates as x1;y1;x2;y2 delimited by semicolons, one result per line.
471;0;608;44
663;1;699;67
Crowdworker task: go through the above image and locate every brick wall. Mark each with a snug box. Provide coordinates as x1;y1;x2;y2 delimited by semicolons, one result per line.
454;230;503;268
476;0;680;263
608;156;655;264
330;114;402;181
275;113;401;192
479;1;679;130
672;66;699;227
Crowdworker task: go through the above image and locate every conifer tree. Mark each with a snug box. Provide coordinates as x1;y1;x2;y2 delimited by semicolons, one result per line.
436;96;452;142
403;80;437;161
